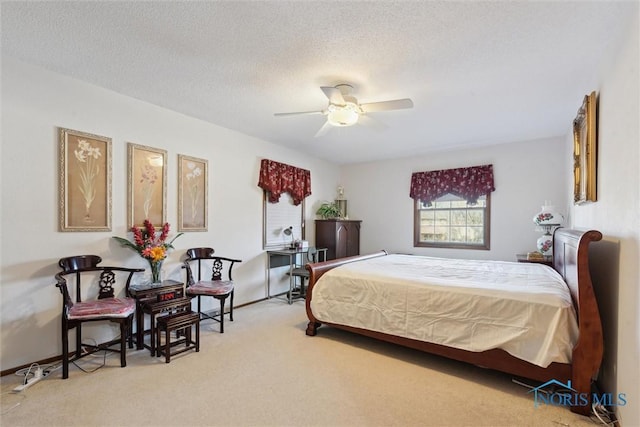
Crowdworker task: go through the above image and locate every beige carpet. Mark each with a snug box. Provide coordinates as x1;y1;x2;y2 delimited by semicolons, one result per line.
1;299;598;426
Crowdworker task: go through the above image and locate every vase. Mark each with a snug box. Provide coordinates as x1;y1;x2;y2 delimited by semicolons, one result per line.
537;233;553;257
149;260;163;283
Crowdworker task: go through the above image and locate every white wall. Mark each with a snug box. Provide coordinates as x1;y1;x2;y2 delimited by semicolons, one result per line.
568;11;639;426
0;58;340;371
340;136;567;261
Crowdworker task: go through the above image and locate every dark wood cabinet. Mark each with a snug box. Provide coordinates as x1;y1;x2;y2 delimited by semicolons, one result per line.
315;219;361;260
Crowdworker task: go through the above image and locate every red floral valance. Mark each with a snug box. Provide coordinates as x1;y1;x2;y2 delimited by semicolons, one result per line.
258;159;311;205
409;164;495;205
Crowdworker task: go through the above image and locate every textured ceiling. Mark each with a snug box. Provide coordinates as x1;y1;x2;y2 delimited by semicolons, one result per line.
1;1;635;164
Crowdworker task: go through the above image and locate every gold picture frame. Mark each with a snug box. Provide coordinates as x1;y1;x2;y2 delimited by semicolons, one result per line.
573;91;597;205
127;143;167;228
59;128;112;231
178;154;208;231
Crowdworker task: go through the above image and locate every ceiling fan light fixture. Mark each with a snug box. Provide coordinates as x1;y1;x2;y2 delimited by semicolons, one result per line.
274;84;414;136
327;103;360;127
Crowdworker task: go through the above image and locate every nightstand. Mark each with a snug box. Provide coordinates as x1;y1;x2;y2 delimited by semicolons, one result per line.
516;253;553;267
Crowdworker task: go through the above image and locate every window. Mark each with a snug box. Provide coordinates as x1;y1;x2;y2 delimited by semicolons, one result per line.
263;191;305;249
414;193;490;249
257;159;311;249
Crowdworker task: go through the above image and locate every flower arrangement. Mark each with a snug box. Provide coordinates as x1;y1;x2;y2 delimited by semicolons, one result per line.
113;219;182;283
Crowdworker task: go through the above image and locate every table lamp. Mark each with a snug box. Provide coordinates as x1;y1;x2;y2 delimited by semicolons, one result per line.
533;201;563;257
283;226;294;249
335;185;348;219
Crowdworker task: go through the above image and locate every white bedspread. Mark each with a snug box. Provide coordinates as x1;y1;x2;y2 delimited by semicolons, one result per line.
310;254;579;367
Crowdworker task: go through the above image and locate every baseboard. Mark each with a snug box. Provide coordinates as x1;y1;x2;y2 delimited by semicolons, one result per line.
1;354;62;378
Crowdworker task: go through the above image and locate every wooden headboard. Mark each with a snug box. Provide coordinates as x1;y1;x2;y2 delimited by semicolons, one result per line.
552;228;602;316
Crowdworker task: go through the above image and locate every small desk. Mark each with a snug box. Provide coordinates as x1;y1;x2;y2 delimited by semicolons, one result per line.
128;280;185;350
266;248;327;304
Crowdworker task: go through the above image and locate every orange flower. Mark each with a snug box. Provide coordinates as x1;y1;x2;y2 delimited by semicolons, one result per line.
149;246;166;262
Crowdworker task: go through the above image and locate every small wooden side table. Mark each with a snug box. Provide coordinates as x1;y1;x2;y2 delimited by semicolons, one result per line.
156;311;200;363
515;253;553;267
128;280;186;350
142;297;192;357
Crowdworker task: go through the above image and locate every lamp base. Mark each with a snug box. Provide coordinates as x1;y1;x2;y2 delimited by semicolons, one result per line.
335;199;347;219
536;234;553;257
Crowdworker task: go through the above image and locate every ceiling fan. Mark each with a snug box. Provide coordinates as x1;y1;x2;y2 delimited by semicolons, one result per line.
274;84;414;137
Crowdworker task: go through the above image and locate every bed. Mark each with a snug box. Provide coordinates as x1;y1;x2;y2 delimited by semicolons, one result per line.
305;228;603;415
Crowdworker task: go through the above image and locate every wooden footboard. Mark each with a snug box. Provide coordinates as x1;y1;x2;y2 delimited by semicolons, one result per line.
305;251;387;335
304;229;603;416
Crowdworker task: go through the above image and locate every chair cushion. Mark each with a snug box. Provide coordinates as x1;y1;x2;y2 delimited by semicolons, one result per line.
186;280;234;296
68;297;136;320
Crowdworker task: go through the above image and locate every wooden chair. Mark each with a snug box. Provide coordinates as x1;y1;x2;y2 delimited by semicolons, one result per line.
288;247;327;302
183;248;242;333
55;255;144;379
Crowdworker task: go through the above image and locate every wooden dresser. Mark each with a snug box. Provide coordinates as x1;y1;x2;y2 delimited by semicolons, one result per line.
315;219;361;260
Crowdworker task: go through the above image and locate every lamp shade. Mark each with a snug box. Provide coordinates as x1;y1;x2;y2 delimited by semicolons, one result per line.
327;103;359;126
533;201;564;226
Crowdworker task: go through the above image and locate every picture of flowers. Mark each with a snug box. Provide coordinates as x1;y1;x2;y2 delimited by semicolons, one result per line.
178;154;208;231
127;143;167;228
59;128;111;231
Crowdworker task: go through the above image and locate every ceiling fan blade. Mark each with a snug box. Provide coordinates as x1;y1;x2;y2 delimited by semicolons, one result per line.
360;98;414;113
358;114;387;131
314;120;333;138
320;86;346;106
274;110;324;117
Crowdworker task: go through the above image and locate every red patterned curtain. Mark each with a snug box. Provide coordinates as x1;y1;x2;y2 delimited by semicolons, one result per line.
258;159;311;205
409;164;495;205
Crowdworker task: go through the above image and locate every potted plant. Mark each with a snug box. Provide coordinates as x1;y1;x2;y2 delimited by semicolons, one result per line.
316;202;342;219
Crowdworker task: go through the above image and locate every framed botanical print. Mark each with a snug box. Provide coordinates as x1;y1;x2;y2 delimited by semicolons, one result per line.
59;127;112;231
573;91;597;205
178;154;208;231
127;143;167;228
